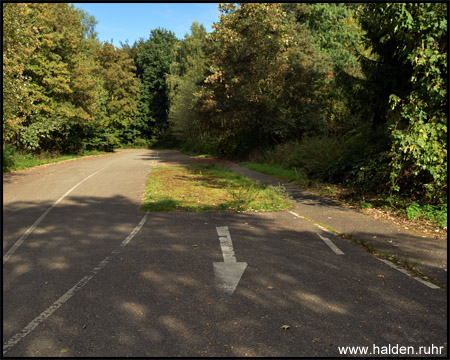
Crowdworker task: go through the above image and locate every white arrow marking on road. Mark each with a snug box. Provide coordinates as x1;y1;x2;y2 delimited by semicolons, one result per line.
213;226;247;296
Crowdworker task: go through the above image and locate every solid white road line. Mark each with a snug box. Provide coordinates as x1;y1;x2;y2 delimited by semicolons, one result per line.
317;234;345;255
377;258;440;289
2;214;149;355
3;167;107;264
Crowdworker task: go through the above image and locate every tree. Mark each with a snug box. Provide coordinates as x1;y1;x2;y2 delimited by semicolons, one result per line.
136;28;178;139
381;3;447;202
166;22;210;142
2;3;38;145
120;38;146;73
196;3;327;157
358;4;416;131
284;3;366;136
17;3;105;152
94;43;140;145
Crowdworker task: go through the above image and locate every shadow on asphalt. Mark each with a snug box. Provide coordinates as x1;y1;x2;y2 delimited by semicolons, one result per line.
3;194;447;356
342;230;447;283
2;172;27;184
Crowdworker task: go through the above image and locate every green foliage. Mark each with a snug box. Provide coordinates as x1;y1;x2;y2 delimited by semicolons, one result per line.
386;3;447;203
357;4;415;130
3;2;447;213
284;3;365;137
286;137;346;181
136;28;178;138
120;38;146;68
360;201;373;210
194;3;328;157
2;148;104;173
406;203;421;220
239;162;309;187
285;3;363;76
406;203;447;229
3;144;17;171
93;43;140;144
166;22;210;142
4;3;106;152
252;137;347;182
3;3;144;156
2;3;38;145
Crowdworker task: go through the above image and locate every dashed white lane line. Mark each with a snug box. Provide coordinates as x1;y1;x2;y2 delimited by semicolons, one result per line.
377;258;440;289
2;214;149;355
317;234;345;255
288;209;439;288
288;210;344;255
315;224;333;234
3;167;107;264
288;210;305;219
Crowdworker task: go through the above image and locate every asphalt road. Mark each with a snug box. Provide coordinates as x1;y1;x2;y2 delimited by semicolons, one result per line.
2;149;447;357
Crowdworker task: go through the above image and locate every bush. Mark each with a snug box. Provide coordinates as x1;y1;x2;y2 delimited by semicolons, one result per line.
406;203;421;220
268;141;302;168
406;202;447;228
3;143;17;171
180;138;220;157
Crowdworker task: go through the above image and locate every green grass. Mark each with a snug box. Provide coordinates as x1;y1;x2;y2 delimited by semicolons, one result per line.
141;164;293;212
3;149;106;172
239;162;309;186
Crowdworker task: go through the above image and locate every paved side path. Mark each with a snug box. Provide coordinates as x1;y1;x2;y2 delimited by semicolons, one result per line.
228;164;447;285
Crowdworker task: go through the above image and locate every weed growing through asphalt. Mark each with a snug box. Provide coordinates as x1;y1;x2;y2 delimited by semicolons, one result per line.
141;164;293;212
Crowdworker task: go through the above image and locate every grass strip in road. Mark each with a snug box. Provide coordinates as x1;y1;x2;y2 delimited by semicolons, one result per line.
240;162;308;186
141;164;293;212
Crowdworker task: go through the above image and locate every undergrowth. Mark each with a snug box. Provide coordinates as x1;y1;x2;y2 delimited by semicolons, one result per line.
3;144;106;172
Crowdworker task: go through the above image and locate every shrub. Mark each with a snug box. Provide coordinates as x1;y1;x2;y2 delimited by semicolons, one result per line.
406;202;447;228
3;143;17;171
290;136;345;181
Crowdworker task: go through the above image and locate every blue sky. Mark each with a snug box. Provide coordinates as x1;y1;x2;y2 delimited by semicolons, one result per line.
73;3;221;45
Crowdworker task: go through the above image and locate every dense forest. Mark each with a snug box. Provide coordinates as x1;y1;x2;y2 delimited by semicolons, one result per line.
3;3;448;210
